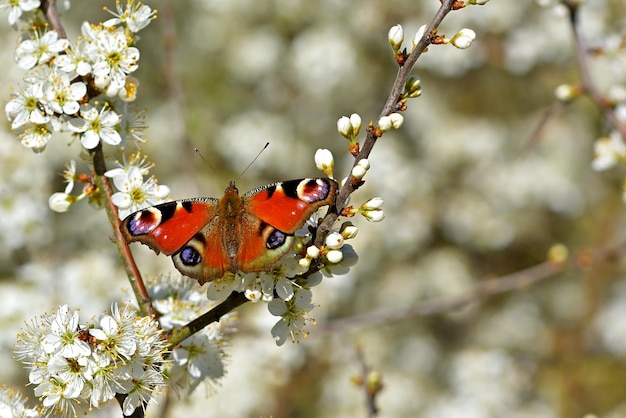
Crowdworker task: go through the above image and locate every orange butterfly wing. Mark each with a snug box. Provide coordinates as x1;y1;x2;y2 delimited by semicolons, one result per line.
238;178;338;272
244;178;338;233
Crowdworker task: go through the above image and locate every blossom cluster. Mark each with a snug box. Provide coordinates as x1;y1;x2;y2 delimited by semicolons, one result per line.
148;274;232;394
3;0;155;153
14;304;167;417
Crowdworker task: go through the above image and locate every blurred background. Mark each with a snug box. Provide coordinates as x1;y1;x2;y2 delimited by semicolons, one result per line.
2;0;626;417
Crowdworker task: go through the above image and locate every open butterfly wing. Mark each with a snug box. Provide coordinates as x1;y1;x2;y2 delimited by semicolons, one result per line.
120;199;218;255
244;178;338;233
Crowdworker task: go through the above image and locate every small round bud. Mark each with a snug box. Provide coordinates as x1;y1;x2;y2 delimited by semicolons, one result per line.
351;164;367;180
325;232;344;250
315;148;335;177
547;243;568;264
326;249;344;264
554;84;582;102
378;115;392;132
389;113;404;129
306;245;320;259
357;158;370;170
299;257;312;269
450;28;476;49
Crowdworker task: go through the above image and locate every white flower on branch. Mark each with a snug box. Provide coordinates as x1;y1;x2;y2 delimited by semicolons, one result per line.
104;0;157;33
15;31;69;70
105;154;171;219
15;304;168;417
0;0;40;26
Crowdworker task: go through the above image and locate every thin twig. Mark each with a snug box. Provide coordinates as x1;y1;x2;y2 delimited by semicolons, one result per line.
562;0;626;140
319;244;625;333
40;0;66;38
92;145;155;317
356;345;379;418
168;292;248;347
315;0;458;246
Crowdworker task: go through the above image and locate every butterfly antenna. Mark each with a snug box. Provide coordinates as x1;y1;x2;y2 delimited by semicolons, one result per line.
236;142;269;182
194;148;219;175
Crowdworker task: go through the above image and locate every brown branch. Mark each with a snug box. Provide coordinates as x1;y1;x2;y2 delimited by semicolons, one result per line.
168;291;248;347
315;0;458;246
40;0;66;38
562;0;626;140
521;100;566;153
92;145;155;318
355;345;380;418
319;243;625;333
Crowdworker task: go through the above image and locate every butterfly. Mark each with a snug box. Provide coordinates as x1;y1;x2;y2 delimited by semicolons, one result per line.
120;178;338;284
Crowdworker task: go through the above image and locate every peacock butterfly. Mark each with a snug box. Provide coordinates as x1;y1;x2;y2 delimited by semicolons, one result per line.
120;178;338;284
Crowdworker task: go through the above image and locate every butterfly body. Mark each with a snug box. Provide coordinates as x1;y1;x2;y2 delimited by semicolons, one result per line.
120;178;338;284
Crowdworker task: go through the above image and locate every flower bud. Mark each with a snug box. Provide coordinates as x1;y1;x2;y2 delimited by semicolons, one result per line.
412;24;428;51
357;158;370;170
306;245;320;259
350;113;362;136
362;197;384;210
360;197;385;222
450;28;476;49
315;148;335;177
554;84;581;102
337;116;352;138
325;232;344;250
404;75;422;99
49;192;74;212
326;249;344;264
351;164;367;181
378;115;392;132
388;24;404;53
362;209;385;222
299;257;312;269
389;113;404;129
340;222;359;239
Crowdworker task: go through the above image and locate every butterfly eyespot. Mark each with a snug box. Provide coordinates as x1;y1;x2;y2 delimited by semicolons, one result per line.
179;246;202;266
296;178;333;203
127;208;162;236
266;229;287;250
